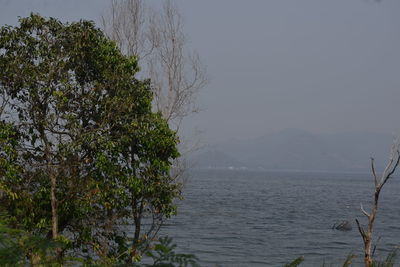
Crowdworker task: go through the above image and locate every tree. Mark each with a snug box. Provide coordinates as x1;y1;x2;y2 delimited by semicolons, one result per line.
355;143;400;267
0;14;180;263
102;0;207;128
101;0;207;244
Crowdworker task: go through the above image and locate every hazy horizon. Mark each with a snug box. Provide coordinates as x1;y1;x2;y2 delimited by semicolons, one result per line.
1;0;399;144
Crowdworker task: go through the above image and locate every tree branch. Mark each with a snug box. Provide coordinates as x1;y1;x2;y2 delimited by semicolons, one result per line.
355;219;366;242
360;203;370;218
371;157;378;187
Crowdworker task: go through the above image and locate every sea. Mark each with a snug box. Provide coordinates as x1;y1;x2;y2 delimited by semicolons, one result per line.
159;169;400;267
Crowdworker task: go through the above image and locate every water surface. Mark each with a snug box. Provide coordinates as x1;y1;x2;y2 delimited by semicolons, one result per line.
160;170;400;266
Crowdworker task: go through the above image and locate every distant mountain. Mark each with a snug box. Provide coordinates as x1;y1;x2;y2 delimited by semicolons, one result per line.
191;129;394;172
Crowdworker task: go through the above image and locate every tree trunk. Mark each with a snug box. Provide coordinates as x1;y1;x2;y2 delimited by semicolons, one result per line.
133;201;144;245
129;200;144;262
41;130;58;240
363;234;372;267
50;169;58;239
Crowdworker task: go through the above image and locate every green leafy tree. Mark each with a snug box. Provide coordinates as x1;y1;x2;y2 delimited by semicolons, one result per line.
0;14;180;263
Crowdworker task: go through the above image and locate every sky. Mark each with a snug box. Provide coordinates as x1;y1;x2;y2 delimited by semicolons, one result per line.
1;0;399;144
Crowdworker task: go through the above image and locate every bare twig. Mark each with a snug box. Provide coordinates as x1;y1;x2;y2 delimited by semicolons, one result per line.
102;0;207;128
355;219;366;242
371;157;378;187
360;203;370;218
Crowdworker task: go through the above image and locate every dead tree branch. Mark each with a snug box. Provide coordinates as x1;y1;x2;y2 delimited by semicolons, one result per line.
102;0;207;129
357;142;400;267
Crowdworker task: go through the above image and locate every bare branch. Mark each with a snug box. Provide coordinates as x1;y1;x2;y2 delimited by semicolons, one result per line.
360;203;370;218
355;219;366;241
381;143;400;187
385;150;400;179
371;157;378;187
380;143;397;183
102;0;207;129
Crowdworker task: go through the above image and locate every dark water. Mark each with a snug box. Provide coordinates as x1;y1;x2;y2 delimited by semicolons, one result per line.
159;170;400;266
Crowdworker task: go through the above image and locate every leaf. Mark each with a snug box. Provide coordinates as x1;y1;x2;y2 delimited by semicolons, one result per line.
284;256;304;267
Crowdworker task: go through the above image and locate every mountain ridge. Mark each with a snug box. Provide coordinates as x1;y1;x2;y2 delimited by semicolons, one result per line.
191;129;394;172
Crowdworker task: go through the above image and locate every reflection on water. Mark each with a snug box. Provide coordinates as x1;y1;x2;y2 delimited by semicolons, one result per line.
159;170;400;266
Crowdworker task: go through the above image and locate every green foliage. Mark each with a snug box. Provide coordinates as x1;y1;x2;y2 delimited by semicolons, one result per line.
0;13;180;262
143;237;199;267
0;215;198;267
284;256;304;267
0;196;188;266
0;212;72;266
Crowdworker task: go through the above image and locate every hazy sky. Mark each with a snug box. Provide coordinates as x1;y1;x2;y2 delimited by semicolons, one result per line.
1;0;399;144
